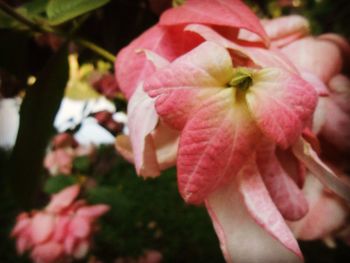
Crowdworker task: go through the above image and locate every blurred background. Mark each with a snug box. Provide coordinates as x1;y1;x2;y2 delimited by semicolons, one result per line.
1;0;350;262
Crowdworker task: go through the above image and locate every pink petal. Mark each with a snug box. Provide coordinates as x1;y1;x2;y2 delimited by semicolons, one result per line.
31;242;64;263
52;216;70;242
256;143;308;221
300;71;329;97
185;24;298;73
177;89;260;204
282;37;342;83
145;41;234;130
126;84;161;177
258;15;309;47
76;204;110;219
31;213;55;244
238;162;303;259
290;175;348;240
115;124;179;173
46;185;80;213
69;216;91;238
16;236;31;255
159;0;269;45
246;68;317;148
11;213;31;237
115;25;202;98
319;33;350;65
206;169;302;263
292;138;350;203
328;74;350;113
321;97;350;151
64;235;77;254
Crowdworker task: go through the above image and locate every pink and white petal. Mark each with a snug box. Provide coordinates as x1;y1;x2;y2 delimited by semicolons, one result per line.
115;25;202;98
46;185;80;213
300;71;329;96
141;49;170;69
178;89;261;204
290;175;348;240
246;68;317;148
152;121;179;170
145;41;234;92
159;0;269;45
145;41;233;129
312;97;328;135
127;84;161;177
260;15;309;47
185;24;298;73
152;87;222;130
256;143;308;221
238;162;303;259
282;37;342;83
31;213;55;244
292;138;350;203
206;171;302;263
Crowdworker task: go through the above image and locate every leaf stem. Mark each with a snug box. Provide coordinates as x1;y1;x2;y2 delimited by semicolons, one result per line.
76;38;116;62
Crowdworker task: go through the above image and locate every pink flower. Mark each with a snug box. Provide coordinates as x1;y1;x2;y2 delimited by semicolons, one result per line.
44;148;75;175
11;185;110;263
115;0;269;178
116;3;350;263
44;133;96;176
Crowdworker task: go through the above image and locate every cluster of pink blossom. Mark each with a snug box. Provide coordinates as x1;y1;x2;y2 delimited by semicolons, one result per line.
44;133;95;176
11;185;109;263
114;0;350;262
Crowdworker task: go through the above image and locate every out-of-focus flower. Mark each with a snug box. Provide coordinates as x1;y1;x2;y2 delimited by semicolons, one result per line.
11;185;110;263
51;132;78;150
44;148;75;175
44;133;96;176
91;73;120;100
94;111;124;134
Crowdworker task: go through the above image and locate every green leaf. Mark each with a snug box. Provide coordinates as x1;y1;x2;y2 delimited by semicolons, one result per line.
46;0;110;25
9;45;69;209
73;155;91;173
44;175;78;194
